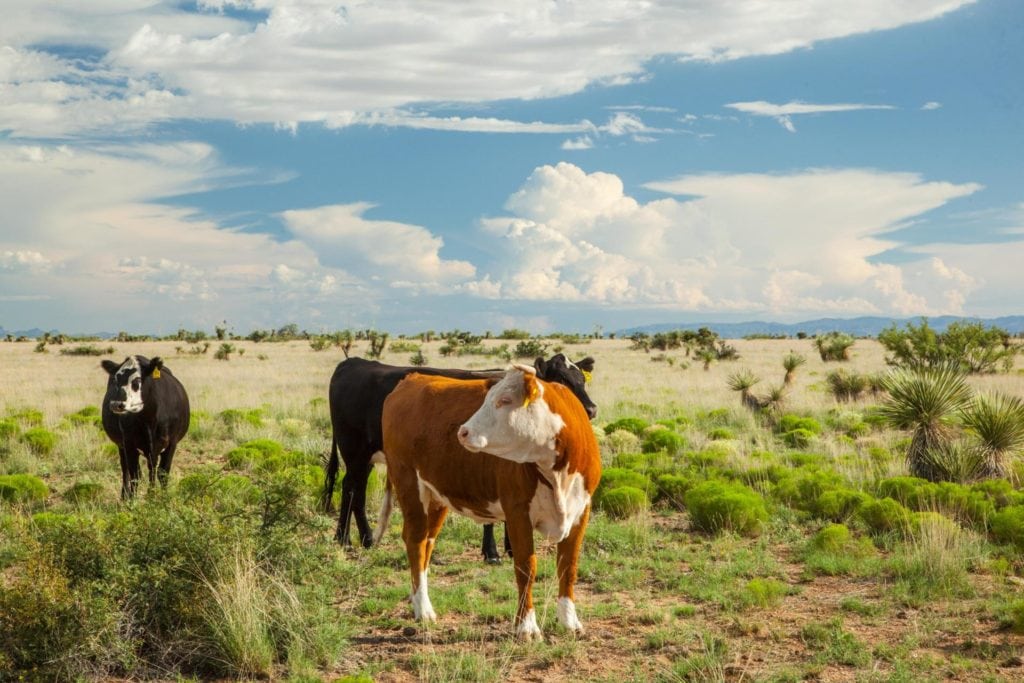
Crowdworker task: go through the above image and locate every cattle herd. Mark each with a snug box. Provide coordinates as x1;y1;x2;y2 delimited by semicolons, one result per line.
99;352;601;640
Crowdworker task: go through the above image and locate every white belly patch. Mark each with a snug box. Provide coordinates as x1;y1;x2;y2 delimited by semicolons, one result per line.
416;473;503;523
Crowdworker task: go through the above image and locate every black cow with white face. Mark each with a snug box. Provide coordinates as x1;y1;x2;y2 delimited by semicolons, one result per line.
101;355;190;500
321;353;597;563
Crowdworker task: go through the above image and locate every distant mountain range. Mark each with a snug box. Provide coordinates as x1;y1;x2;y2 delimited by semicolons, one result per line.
617;316;1024;338
2;315;1023;340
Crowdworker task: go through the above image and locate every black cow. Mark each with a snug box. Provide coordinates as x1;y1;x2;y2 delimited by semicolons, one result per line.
322;354;597;562
101;355;190;500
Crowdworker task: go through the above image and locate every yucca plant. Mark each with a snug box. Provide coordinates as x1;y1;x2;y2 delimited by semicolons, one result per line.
960;393;1024;479
782;353;807;385
697;348;716;371
878;366;973;481
826;369;868;403
761;385;788;424
727;370;762;413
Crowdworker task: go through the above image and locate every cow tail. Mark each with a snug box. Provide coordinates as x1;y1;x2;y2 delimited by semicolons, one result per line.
320;434;340;513
373;472;394;546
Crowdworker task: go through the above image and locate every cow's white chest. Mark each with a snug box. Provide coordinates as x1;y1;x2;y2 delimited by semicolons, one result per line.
529;470;589;542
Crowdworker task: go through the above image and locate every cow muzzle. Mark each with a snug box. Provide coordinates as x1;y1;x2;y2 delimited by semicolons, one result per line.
585;404;598;420
457;425;487;452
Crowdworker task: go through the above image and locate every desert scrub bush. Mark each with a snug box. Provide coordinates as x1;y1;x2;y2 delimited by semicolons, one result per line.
604;429;641;455
0;473;48;504
8;408;44;426
654;473;694;510
65;405;102;428
642;428;685;454
740;577;790;609
63;481;105;505
684;480;768;536
0;418;19;440
603;417;649;436
802;523;878;576
772;467;847;514
59;344;115;356
826;369;869;402
858;497;912;535
815;489;871;522
593;468;654;508
219;407;264;430
813;332;856;362
996;599;1024;634
707;426;734;440
599;486;649;519
179;468;262;511
889;512;983;601
778;414;822;434
799;618;870;667
781;428;815;448
21;426;56;455
990;505;1024;549
225;438;309;472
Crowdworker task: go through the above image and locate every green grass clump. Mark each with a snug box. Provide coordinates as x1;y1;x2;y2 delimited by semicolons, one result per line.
685;480;768;536
66;406;102;427
740;577;789;609
814;489;871;521
603;417;649;436
598;486;649;519
22;427;56;455
997;599;1024;634
802;523;879;577
799;618;870;667
858;497;912;535
218;408;264;429
990;505;1024;549
0;418;19;440
0;474;49;504
593;468;653;508
9;408;44;426
641;428;685;455
781;428;816;448
604;429;641;454
654;473;693;510
707;427;734;440
778;414;822;434
225;439;307;472
63;482;105;504
773;467;846;513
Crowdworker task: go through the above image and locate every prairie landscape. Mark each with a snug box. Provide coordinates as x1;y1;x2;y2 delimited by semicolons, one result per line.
2;335;1024;682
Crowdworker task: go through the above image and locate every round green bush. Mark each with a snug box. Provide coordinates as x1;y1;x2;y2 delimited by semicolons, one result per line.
218;408;264;428
10;408;44;426
781;428;815;448
65;406;102;428
811;523;852;553
741;577;788;608
599;486;649;519
684;480;768;536
707;427;734;441
0;418;19;440
594;468;653;507
654;473;693;510
991;506;1024;549
642;429;685;455
815;489;870;521
179;470;262;507
64;481;105;504
0;474;49;503
877;476;929;506
22;427;56;455
603;417;649;436
605;429;641;455
858;497;911;535
778;414;822;435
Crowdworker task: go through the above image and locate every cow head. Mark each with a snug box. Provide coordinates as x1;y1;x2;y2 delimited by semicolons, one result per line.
101;356;163;414
534;354;597;419
458;365;565;462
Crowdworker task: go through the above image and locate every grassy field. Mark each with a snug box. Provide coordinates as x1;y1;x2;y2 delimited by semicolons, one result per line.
2;337;1024;681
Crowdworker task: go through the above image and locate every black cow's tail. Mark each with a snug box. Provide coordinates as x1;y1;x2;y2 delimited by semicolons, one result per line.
373;472;394;546
320;434;340;513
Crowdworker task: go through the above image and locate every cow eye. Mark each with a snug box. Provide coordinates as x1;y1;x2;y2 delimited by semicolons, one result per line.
131;379;141;391
496;396;513;408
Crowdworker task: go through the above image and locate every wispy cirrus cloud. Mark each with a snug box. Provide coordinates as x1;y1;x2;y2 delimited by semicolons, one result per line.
725;100;896;132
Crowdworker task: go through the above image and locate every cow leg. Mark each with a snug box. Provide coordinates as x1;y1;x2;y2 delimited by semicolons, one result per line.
117;446;132;500
555;505;591;634
157;440;178;487
124;448;142;499
481;524;501;564
402;504;437;623
506;511;540;641
351;464;375;548
335;438;372;547
423;504;448;568
504;524;513;558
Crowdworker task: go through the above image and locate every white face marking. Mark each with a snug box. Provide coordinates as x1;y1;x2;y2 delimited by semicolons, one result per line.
516;609;542;642
557;597;583;632
529;470;589;542
458;367;565;462
110;357;144;414
411;571;436;622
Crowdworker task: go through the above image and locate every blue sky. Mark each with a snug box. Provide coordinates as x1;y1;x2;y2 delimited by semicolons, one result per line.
1;0;1021;335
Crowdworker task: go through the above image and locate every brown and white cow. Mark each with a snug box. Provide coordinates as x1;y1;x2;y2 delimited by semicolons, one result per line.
380;365;600;640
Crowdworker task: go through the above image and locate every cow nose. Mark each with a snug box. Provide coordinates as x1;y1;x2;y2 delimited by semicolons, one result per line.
110;401;125;413
457;425;470;441
586;405;598;420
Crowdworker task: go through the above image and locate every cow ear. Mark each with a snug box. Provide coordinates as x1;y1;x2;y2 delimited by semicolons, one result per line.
142;357;164;378
522;372;541;407
575;356;595;373
534;356;547;377
101;360;119;375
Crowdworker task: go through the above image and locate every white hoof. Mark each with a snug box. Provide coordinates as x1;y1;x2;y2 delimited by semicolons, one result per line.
516;609;543;642
411;572;436;622
557;597;584;633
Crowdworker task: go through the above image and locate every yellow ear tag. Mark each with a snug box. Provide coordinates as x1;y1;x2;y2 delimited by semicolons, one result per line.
522;381;540;407
152;368;161;380
582;370;592;384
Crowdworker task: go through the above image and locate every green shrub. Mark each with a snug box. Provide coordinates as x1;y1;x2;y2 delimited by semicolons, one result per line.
9;408;44;426
654;473;693;510
773;468;846;512
972;479;1024;509
594;468;653;507
599;486;649;519
997;599;1024;634
63;481;105;504
803;524;878;576
603;417;649;436
22;427;56;455
66;406;102;427
0;474;49;504
642;429;685;455
782;428;816;448
219;408;264;429
605;429;642;454
707;427;734;440
991;506;1024;549
811;523;853;553
858;497;912;535
684;480;768;536
741;578;789;609
877;476;929;506
778;415;822;435
0;418;19;440
815;489;871;521
179;470;262;508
